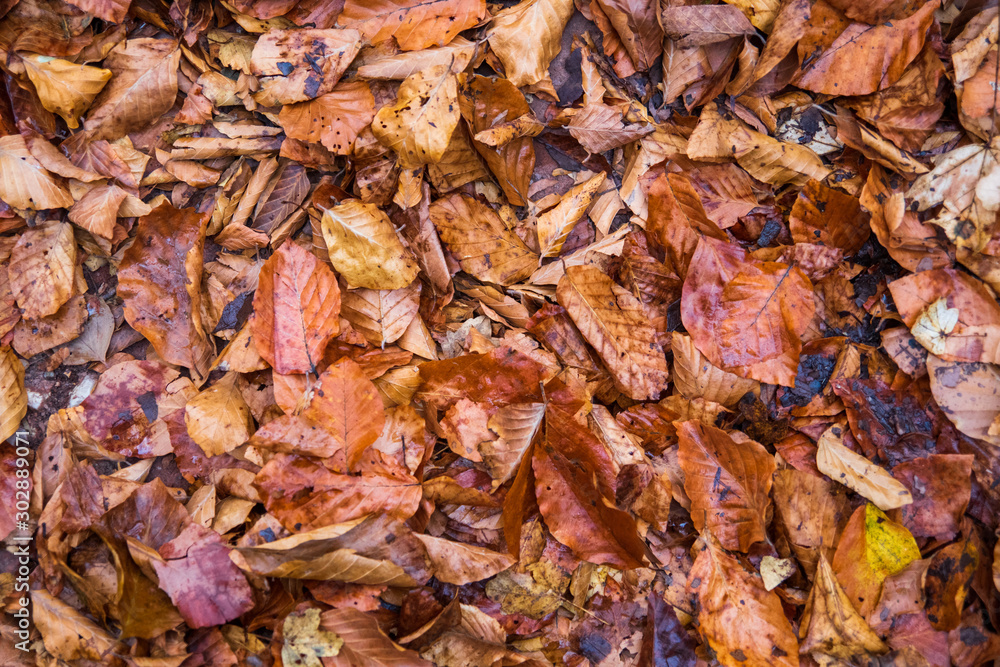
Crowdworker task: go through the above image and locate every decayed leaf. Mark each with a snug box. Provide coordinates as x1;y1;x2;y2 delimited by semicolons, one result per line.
252;241;341;374
0;347;26;443
832;504;921;618
0;134;74;210
9;222;76;320
488;0;575;87
534;403;647;568
681;236;815;386
32;589;121;662
688;534;799;667
278;81;376;154
372;64;460;168
184;373;253;456
118;205;214;382
283;608;343;667
303;358;386;471
800;554;889;662
536;173;605;258
249;28;362;105
337;0;487;51
671;332;760;407
65;0;131;22
907;138;1000;254
926;354;1000;447
21;54;111;129
789;179;870;255
85;38;181;139
888;269;1000;365
557;265;669;400
677;421;775;552
321;200;420;289
429;193;537;285
568;103;654;153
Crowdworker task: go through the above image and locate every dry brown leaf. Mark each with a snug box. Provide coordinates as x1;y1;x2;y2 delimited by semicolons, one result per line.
671;332;760;408
688;534;799;667
21;54;111;129
772;468;848;578
557;264;670;400
9;222;76;320
277;81;375;155
482;402;545;489
800;554;889;662
249;28;362;105
85;38;181;139
303;358;386;471
816;426;913;510
67;183;129;240
337;0;487;51
357;38;476;80
0;134;74;210
184;373;253;456
372;64;460;168
536;173;604;258
488;0;575;87
321;200;420;290
340;282;421;347
429;193;538;285
0;346;26;443
568;103;654;153
414;534;515;585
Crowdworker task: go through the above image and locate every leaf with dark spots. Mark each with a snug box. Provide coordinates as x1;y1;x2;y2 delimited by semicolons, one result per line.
639;592;698;667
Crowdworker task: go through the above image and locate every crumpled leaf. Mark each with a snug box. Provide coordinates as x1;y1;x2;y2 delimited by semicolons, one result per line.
800;553;889;662
9;221;76;320
278;81;375;154
21;54;111;129
184;372;253;456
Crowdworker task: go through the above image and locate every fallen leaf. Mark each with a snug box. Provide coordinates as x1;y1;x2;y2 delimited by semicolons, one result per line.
833;504;921;618
118;204;214;382
0;346;26;443
677;420;775;552
557;264;670;400
321;199;420;289
681;235;815;386
816;425;913;510
252;240;341;374
372;64;460;168
337;0;487;51
283;608;343;667
488;0;575;87
184;372;253;456
800;553;889;662
0;134;74;210
687;533;800;667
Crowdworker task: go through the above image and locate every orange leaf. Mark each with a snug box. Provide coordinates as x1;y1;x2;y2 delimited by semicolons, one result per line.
304;358;386;471
681;236;815;386
533;404;646;568
676;420;775;552
252;241;341;375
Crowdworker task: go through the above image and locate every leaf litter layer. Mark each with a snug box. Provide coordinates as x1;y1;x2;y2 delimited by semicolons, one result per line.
0;0;999;665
